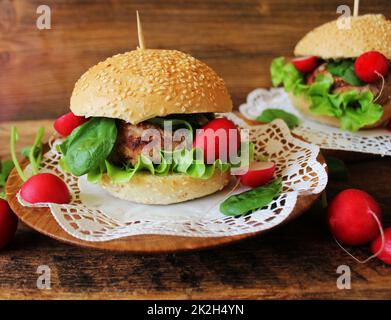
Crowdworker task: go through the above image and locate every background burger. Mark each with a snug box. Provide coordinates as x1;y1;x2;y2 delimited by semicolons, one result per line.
56;49;242;205
270;14;391;131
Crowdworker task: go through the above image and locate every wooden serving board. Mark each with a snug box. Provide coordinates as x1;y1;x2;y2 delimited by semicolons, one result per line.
6;156;324;254
4;113;324;253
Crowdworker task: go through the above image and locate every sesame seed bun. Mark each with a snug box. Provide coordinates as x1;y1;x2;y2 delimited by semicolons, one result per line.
294;14;391;60
100;169;231;205
289;93;391;129
70;49;233;124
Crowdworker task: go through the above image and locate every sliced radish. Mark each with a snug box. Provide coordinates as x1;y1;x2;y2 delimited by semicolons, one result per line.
371;227;391;266
292;56;319;73
327;189;382;246
54;112;87;137
20;173;71;204
354;51;389;83
0;199;18;250
238;161;276;188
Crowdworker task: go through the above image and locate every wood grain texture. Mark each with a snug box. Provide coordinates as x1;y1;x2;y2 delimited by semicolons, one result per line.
1;0;391;121
5;122;323;253
0;0;391;300
0;121;391;300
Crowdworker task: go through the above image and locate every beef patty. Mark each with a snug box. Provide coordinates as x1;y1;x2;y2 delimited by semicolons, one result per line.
110;121;187;166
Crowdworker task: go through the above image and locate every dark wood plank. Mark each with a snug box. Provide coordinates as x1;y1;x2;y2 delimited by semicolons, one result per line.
0;120;391;299
1;0;390;121
1;0;391;300
4;119;323;254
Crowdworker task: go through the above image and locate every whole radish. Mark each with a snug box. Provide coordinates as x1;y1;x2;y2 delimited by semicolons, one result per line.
292;56;319;73
327;189;382;246
0;199;18;250
54;112;87;137
193;118;241;164
239;161;276;188
354;51;389;83
371;227;391;266
20;173;70;204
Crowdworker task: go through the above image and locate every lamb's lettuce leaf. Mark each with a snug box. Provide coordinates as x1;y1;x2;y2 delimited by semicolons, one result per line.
270;57;383;131
81;148;232;184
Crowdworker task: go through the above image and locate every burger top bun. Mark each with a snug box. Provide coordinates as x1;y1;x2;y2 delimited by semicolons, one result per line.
294;14;391;60
71;49;233;124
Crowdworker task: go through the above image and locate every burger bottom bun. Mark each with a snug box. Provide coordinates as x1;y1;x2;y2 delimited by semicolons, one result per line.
289;93;391;130
100;170;231;205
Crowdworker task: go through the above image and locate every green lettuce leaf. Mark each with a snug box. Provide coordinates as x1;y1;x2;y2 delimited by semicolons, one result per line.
88;148;232;184
270;57;384;131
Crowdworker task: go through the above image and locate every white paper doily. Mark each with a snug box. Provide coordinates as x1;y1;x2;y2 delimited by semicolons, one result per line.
17;113;327;242
239;88;391;156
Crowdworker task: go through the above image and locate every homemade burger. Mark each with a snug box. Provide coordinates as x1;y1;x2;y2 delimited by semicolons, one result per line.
271;14;391;131
55;49;243;205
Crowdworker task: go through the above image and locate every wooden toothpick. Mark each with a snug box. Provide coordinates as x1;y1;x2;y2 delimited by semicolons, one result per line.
353;0;360;17
136;10;146;49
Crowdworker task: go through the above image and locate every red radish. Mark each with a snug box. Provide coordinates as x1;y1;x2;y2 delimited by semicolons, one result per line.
371;227;391;266
0;199;18;250
54;112;87;137
238;161;276;188
292;56;319;73
354;51;389;83
327;189;382;246
193;118;241;164
20;173;70;204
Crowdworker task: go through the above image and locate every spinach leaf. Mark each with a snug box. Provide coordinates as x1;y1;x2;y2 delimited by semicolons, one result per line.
325;156;348;181
327;60;364;86
60;118;117;176
257;109;300;129
147;117;193;147
220;179;282;216
271;57;383;131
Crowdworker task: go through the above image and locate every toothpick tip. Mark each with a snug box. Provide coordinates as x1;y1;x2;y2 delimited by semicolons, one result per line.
136;10;146;50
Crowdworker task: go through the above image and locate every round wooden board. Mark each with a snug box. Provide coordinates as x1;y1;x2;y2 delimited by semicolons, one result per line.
6;156;324;254
6;112;326;254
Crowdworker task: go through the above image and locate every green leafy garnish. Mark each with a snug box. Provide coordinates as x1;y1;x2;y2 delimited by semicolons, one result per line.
220;179;282;217
326;60;364;86
270;57;383;131
147;118;194;146
10;127;27;182
59;118;117;176
84;148;232;184
28;127;45;175
0;160;14;199
325;156;348;181
10;126;45;182
257;109;300;129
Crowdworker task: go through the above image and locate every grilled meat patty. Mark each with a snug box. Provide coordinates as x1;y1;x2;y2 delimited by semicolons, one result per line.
110;121;189;166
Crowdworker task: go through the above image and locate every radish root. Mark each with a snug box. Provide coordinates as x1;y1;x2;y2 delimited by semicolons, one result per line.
334;210;385;264
373;71;385;103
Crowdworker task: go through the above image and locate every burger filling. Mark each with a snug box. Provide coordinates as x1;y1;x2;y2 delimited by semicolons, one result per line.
271;57;390;131
58;113;247;184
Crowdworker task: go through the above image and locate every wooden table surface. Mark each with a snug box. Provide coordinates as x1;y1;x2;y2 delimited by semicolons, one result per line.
0;0;391;300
